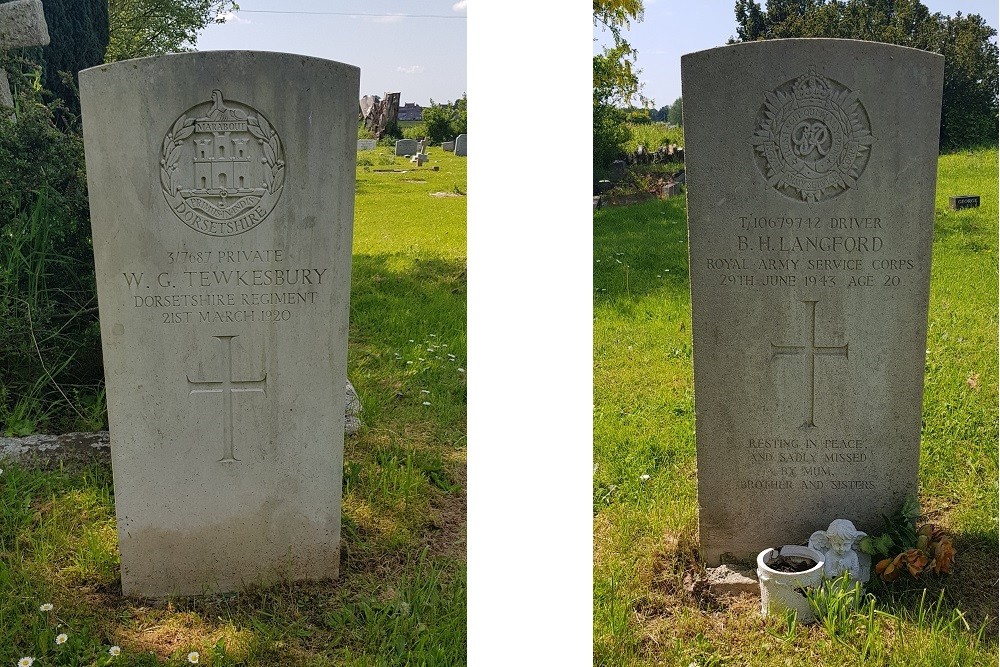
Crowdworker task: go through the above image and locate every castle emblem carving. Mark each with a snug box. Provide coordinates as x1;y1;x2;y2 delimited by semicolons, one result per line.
750;70;873;203
160;90;285;236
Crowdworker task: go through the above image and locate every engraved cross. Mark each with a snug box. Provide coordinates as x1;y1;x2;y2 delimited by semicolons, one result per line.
187;335;266;462
770;300;848;429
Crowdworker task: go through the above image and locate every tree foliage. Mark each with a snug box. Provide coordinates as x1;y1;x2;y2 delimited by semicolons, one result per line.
731;0;998;150
418;96;466;143
594;0;645;166
19;0;109;119
667;96;683;126
106;0;239;62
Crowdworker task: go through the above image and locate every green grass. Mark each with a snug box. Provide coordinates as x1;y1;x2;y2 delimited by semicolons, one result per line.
593;147;998;666
0;148;466;666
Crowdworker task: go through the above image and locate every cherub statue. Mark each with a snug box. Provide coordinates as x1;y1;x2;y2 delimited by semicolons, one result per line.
808;518;871;583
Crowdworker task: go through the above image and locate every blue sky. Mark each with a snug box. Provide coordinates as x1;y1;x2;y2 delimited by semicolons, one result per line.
595;0;1000;110
196;0;467;106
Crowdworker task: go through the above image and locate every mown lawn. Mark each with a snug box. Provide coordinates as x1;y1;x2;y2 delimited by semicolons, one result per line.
594;147;998;666
0;147;467;666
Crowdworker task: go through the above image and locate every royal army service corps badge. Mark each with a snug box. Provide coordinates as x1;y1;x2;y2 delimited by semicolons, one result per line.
750;69;873;203
160;90;285;236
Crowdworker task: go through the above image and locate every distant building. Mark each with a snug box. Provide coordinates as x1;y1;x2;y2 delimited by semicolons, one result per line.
398;102;423;121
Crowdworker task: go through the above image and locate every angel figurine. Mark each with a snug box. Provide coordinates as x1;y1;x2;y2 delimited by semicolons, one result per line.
808;518;871;583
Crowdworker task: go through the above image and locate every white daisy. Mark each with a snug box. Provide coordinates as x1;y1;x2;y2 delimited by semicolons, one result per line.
188;652;200;664
55;633;68;645
109;646;122;656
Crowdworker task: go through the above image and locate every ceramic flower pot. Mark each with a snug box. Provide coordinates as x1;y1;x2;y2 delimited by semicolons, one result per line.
756;545;825;622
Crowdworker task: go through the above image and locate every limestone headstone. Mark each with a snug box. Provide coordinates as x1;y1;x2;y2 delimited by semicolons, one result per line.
356;138;376;151
441;140;455;152
0;0;50;108
79;51;360;597
681;39;944;564
454;133;467;157
410;152;428;166
395;138;418;156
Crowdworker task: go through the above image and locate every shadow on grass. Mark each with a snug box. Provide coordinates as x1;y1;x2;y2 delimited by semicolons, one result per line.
594;197;691;308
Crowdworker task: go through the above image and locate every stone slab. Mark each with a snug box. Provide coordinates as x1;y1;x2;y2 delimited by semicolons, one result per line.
0;0;50;50
682;39;943;564
454;133;467;157
705;564;759;596
80;51;360;597
394;138;418;156
356;138;376;151
441;141;455;152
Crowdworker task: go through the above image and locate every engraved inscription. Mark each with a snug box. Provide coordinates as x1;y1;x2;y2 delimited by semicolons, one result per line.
740;437;874;491
188;335;266;462
118;249;325;324
161;90;285;237
704;213;917;291
770;300;848;429
750;69;873;202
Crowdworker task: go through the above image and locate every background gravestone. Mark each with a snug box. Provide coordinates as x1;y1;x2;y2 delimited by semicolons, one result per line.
682;39;944;564
454;133;467;156
0;0;50;108
80;51;359;597
395;138;418;156
356;138;376;151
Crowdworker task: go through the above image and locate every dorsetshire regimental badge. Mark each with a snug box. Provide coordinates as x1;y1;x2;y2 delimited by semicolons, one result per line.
160;90;285;236
750;69;873;203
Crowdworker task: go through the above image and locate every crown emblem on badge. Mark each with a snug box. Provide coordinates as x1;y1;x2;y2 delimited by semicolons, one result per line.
160;90;285;237
792;68;832;103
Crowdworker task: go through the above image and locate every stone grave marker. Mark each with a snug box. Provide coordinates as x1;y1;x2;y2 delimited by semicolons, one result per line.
79;51;359;597
681;39;944;564
356;138;376;151
441;140;455;152
395;138;418;156
948;195;980;210
454;133;467;157
0;0;50;108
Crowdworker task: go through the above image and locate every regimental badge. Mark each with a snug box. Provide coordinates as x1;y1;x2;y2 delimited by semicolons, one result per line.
160;90;285;236
750;69;873;203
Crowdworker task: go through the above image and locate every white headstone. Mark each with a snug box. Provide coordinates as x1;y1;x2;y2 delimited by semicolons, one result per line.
79;51;360;597
454;133;467;157
682;39;944;564
356;138;376;151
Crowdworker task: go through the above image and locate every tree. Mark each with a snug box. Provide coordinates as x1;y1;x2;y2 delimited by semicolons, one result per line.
421;95;467;143
666;96;683;126
594;0;645;166
21;0;110;119
106;0;239;62
731;0;998;150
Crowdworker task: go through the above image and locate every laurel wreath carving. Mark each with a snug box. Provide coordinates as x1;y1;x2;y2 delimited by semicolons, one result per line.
159;110;285;197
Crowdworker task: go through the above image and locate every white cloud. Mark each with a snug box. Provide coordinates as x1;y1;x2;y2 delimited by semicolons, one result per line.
373;13;405;23
397;65;425;74
453;0;468;10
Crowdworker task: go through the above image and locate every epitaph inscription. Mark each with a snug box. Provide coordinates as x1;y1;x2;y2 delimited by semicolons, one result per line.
161;90;285;237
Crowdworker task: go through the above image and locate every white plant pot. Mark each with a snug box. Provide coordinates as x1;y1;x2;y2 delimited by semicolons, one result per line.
756;546;825;623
